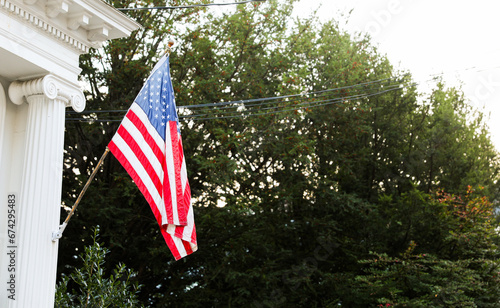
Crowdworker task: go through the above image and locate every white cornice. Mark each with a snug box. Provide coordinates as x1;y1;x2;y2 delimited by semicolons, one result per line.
1;0;89;52
72;0;142;39
0;0;141;53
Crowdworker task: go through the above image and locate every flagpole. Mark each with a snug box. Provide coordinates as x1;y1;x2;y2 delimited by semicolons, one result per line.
52;40;173;242
52;147;110;241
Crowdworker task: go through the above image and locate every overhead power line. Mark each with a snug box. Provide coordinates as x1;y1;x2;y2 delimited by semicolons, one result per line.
66;75;407;115
179;81;409;119
66;76;416;123
180;83;416;121
117;0;266;11
179;76;405;110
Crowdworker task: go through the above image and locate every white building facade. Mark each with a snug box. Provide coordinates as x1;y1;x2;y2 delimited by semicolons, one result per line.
0;0;139;306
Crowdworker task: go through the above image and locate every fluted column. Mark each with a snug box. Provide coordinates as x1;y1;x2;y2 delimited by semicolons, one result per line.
8;75;84;308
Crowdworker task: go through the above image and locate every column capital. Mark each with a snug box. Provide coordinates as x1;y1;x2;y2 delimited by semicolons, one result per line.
8;74;86;112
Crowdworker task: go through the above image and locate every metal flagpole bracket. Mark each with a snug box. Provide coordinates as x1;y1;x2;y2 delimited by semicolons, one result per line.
52;222;67;241
52;147;110;242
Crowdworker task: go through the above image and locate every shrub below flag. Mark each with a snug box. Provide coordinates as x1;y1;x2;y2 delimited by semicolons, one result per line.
108;55;197;260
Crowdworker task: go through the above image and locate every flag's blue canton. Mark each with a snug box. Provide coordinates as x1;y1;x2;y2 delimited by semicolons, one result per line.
135;56;180;141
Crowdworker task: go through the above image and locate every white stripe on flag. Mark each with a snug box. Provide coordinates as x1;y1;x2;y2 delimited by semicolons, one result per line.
164;122;179;225
121;117;163;182
131;104;165;154
172;234;188;258
166;204;194;243
182;203;195;241
111;133;167;220
181;157;188;194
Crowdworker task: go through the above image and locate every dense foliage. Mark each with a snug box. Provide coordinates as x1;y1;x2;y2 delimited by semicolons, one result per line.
59;0;500;306
55;227;142;307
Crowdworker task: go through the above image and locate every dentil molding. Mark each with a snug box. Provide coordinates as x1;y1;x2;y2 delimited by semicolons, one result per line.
0;0;141;53
8;74;85;112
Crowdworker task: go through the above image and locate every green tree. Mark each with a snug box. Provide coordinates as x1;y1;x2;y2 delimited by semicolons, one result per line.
349;187;500;307
55;227;142;308
418;82;499;197
59;0;500;306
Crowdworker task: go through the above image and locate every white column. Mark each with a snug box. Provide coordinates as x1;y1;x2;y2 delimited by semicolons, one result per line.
7;75;84;308
0;82;5;168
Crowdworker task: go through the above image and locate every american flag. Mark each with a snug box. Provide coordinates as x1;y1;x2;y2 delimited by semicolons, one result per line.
108;55;197;260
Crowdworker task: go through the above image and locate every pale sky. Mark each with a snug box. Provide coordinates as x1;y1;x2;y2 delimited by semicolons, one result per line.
295;0;500;149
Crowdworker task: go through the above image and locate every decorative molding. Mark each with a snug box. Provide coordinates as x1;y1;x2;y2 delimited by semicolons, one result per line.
67;11;92;30
46;0;71;19
0;0;92;52
88;24;110;42
8;74;86;112
73;0;142;38
1;0;141;54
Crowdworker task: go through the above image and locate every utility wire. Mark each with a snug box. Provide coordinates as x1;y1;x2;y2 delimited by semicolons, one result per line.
66;79;403;120
180;82;414;121
117;0;266;11
180;82;407;119
66;79;415;123
184;85;415;121
66;74;408;115
178;75;406;109
66;79;412;122
64;63;497;123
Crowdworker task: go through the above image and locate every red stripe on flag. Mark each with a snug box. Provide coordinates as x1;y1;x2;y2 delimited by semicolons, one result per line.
191;225;197;245
174;225;185;240
162;160;174;225
184;181;192;213
126;110;164;164
182;239;193;256
160;228;181;261
178;140;189;225
108;141;162;223
117;125;162;197
173;184;192;241
168;121;188;225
